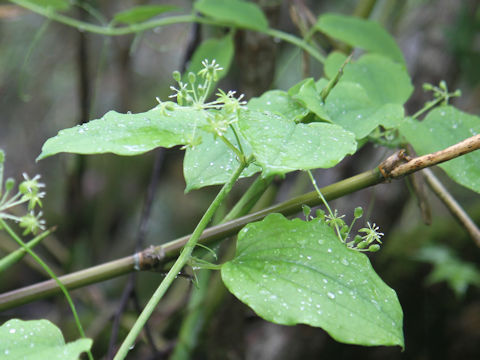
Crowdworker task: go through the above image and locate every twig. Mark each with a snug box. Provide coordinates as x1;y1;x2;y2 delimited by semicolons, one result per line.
387;134;480;179
422;168;480;247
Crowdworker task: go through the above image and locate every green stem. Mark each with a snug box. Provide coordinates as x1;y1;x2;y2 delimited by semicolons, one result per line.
113;159;248;360
0;219;93;360
306;170;343;242
230;125;244;156
170;174;274;359
219;135;244;162
10;0;325;64
412;97;443;119
223;175;274;223
0;227;55;273
263;28;325;64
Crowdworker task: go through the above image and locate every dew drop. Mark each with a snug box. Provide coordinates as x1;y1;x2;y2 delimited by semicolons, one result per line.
327;292;336;299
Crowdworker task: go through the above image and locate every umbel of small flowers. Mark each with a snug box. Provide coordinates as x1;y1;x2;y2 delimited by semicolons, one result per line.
317;206;384;252
0;151;46;235
156;59;247;143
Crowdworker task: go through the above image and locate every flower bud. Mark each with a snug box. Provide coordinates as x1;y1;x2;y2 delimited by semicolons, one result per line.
356;240;368;249
354;207;363;219
172;71;181;82
5;178;15;191
188;72;196;84
422;83;434;91
368;244;381;252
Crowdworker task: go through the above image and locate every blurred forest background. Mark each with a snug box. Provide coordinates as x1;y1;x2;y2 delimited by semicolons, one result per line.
1;0;480;359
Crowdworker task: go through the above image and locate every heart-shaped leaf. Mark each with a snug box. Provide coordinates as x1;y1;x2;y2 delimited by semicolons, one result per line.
38;106;208;160
248;90;309;122
0;319;92;360
194;0;268;31
221;214;404;348
238;110;356;176
325;82;404;139
315;13;405;64
112;5;179;25
325;53;413;106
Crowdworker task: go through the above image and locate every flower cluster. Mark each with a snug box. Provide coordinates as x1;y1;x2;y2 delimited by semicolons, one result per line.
423;80;461;106
159;59;246;140
0;151;46;235
317;206;384;252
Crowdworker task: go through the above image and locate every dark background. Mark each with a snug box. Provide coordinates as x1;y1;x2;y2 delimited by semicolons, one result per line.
1;0;480;359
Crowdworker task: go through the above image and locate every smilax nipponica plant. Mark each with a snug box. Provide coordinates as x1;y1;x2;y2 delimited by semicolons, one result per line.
3;2;480;360
37;58;405;355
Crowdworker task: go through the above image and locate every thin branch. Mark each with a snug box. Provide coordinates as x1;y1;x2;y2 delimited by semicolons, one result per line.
387;134;480;179
422;168;480;247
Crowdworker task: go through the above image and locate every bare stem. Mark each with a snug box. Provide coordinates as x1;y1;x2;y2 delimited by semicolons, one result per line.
422;168;480;247
386;134;480;179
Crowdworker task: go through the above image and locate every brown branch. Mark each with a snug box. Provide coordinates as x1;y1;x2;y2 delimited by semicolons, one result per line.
422;168;480;247
387;134;480;179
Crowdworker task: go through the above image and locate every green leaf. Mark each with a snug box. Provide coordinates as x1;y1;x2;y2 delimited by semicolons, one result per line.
321;53;412;139
185;34;235;82
221;214;404;348
324;82;405;139
328;53;413;105
247;90;309;122
289;78;332;122
415;245;480;297
238;110;357;177
194;0;268;31
183;127;261;191
38;106;208;160
315;13;405;64
400;106;480;193
112;5;179;25
23;0;70;11
0;319;92;359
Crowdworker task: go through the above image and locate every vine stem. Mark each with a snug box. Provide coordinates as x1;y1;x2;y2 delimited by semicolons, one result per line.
0;226;55;272
10;0;325;64
388;134;480;179
113;158;248;360
306;170;343;243
0;219;93;360
422;168;480;246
